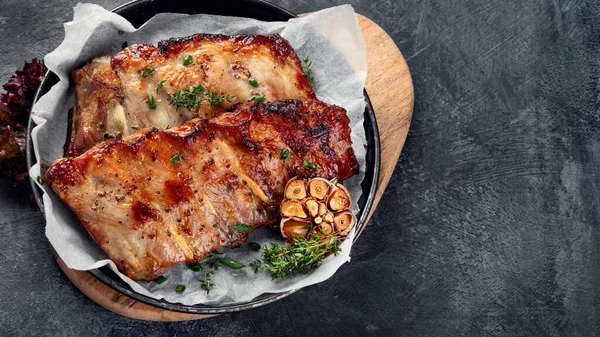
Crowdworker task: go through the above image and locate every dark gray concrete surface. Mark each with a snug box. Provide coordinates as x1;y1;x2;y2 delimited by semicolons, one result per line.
1;0;599;336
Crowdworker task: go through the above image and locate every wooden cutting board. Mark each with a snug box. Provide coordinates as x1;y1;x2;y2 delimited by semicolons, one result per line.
54;13;414;321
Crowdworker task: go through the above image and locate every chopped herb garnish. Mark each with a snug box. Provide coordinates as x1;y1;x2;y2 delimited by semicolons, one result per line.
36;175;45;185
199;268;216;294
155;275;167;284
121;41;128;50
302;56;316;86
175;285;186;293
196;256;214;265
248;78;259;87
170;154;182;164
189;253;217;272
218;258;245;269
195;254;246;293
280;149;290;159
303;160;317;170
248;242;261;251
233;224;253;233
249;94;265;103
140;67;155;77
147;94;157;109
226;94;235;102
205;90;225;106
183;55;193;66
168;85;201;110
168;84;230;110
251;233;342;279
187;262;203;272
329;177;338;184
156;80;166;93
212;250;223;255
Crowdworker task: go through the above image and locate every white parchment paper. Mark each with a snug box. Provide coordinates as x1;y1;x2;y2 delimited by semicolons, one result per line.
29;3;367;305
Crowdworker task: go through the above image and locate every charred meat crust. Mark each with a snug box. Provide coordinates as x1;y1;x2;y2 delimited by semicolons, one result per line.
158;34;297;64
110;43;163;70
68;57;122;157
45;99;358;280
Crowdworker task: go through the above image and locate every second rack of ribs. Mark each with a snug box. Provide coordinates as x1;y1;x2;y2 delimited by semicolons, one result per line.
45;100;359;280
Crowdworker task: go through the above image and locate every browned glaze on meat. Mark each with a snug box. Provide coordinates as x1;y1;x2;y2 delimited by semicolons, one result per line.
46;100;358;280
69;56;122;157
66;34;316;157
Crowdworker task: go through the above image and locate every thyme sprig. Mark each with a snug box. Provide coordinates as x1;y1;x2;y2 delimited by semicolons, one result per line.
168;84;232;110
146;76;234;110
156;80;166;93
250;233;343;279
302;56;317;86
199;262;218;293
187;255;213;272
195;252;245;294
140;67;155;77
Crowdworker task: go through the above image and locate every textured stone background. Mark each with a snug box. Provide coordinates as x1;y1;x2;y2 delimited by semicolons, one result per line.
1;0;599;336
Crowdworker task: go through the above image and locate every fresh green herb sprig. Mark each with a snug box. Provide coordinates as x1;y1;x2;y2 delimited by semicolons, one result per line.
280;149;289;159
36;176;45;185
248;242;261;251
303;160;317;170
233;224;253;233
183;55;193;66
156;80;166;93
302;57;316;86
187;263;203;272
187;255;213;272
249;94;265;103
200;267;216;293
250;233;343;279
195;252;245;294
170;153;183;164
147;94;157;109
248;78;259;87
168;84;231;110
168;84;203;110
218;258;245;269
140;67;155;77
205;90;230;106
155;275;167;284
329;177;338;184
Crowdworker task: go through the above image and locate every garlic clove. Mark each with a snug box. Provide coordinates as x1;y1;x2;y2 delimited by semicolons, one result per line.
280;200;309;218
326;184;351;212
284;177;307;200
333;210;355;236
314;222;334;236
307;178;330;200
318;202;328;216
304;199;319;217
280;217;311;240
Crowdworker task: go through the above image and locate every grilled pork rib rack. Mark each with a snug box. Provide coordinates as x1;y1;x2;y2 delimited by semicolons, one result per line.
46;100;359;280
67;34;315;157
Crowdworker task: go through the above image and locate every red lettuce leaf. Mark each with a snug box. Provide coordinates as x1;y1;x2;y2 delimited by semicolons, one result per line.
0;58;47;185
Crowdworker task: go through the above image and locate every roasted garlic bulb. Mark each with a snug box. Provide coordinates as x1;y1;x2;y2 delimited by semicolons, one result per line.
279;177;355;242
